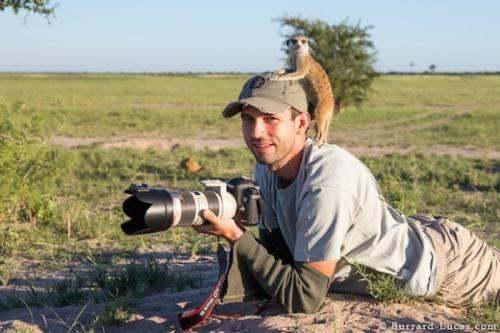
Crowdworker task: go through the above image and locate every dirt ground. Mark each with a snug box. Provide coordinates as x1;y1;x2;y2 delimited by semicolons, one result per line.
0;252;469;333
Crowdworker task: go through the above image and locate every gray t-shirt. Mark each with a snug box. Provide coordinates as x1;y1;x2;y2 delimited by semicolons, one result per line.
254;139;437;296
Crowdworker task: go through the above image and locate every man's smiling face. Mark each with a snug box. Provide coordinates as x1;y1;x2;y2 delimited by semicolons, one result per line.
241;105;301;171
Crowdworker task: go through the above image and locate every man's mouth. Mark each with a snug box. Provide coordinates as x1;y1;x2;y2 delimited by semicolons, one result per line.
252;142;274;153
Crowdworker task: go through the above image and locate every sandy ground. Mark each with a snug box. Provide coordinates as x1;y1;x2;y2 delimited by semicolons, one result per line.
0;252;469;333
0;294;468;332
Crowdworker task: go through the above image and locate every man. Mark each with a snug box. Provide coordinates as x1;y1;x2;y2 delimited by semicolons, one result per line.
193;74;499;313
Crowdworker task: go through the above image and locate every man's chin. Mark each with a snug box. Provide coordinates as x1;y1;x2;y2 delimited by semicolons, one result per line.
252;152;276;165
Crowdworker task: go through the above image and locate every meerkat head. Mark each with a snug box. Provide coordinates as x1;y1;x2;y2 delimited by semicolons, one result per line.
286;35;310;55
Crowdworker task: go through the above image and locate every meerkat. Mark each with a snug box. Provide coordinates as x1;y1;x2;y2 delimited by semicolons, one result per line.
270;35;335;146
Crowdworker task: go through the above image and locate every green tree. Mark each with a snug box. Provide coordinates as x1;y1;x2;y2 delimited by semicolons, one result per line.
0;0;56;18
276;16;378;112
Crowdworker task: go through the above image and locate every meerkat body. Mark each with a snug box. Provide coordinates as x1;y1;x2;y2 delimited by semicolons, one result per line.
271;35;335;145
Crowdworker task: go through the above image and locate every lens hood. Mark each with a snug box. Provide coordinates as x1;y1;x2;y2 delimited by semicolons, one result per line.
121;184;174;235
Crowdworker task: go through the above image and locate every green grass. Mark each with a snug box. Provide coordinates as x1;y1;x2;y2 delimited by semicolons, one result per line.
0;258;199;311
1;74;499;147
0;74;246;139
93;258;200;300
0;145;496;267
91;299;132;328
351;262;415;304
465;303;500;331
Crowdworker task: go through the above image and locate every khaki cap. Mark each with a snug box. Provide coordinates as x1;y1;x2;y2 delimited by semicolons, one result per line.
222;74;308;118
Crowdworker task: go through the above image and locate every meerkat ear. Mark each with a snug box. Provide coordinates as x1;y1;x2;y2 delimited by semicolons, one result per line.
286;39;290;46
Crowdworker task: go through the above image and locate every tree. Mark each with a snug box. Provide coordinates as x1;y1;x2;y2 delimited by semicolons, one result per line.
0;0;57;18
428;64;437;73
276;16;378;112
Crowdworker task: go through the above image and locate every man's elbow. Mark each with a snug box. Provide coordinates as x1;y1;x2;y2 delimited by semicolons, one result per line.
284;264;332;314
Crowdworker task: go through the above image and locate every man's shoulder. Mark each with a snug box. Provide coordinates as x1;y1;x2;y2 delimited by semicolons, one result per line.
253;142;373;194
306;143;364;176
302;142;377;193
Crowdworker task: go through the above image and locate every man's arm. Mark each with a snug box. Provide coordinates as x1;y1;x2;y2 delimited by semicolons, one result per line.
258;226;336;277
194;210;335;314
235;231;336;313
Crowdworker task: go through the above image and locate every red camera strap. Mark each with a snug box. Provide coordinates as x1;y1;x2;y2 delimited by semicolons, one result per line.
177;244;230;331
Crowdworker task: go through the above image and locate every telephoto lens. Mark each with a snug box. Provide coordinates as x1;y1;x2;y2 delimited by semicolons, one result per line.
121;180;240;235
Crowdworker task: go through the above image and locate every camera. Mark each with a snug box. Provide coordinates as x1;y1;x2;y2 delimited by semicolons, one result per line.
121;177;262;235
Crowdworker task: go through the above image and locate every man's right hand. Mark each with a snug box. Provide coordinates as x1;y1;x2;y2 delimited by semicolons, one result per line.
192;209;245;245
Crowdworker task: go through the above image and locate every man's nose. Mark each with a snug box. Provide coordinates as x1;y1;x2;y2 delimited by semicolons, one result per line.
250;118;266;138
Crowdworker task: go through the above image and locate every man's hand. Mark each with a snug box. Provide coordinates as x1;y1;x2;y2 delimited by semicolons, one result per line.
192;209;244;245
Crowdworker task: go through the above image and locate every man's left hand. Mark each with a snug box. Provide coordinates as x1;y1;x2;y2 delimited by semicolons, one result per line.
192;209;244;245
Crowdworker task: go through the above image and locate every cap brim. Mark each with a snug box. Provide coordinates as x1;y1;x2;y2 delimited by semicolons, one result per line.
222;97;291;118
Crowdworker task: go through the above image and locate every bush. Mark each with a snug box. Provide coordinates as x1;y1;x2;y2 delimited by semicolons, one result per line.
0;101;71;225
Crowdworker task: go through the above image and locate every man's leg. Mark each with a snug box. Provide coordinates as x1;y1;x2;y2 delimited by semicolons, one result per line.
414;214;500;307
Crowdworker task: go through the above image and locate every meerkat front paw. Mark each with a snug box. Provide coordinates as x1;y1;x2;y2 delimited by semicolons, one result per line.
269;69;287;81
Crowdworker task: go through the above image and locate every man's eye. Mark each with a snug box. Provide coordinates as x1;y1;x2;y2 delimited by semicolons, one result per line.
264;116;278;122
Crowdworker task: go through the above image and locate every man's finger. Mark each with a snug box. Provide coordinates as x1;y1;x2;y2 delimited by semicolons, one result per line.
192;224;215;235
200;209;219;224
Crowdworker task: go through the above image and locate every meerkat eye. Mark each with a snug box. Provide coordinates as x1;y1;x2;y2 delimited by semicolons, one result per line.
291;39;298;45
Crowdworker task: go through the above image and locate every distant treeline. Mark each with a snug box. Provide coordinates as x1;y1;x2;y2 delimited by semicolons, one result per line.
1;71;500;76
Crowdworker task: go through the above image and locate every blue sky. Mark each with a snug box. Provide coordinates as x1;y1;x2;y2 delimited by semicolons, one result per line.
1;0;499;72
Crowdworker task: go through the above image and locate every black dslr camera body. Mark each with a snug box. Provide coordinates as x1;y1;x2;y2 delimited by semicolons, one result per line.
121;177;262;235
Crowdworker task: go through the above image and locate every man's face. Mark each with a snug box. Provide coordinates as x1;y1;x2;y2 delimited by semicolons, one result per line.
241;105;302;171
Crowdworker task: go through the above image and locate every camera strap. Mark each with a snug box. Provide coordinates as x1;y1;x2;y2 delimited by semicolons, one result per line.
177;243;230;331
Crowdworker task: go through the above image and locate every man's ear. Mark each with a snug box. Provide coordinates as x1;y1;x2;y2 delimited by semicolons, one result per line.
296;112;310;134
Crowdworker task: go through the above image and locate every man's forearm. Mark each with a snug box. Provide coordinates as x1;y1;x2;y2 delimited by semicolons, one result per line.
233;231;332;314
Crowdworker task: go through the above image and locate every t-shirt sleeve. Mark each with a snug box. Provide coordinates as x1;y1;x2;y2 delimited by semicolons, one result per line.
294;186;358;262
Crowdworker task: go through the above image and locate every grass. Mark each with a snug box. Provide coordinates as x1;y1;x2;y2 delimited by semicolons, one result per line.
93;258;199;300
0;257;199;311
1;74;499;147
465;303;500;331
91;299;132;328
0;146;496;266
351;262;414;304
0;74;246;139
